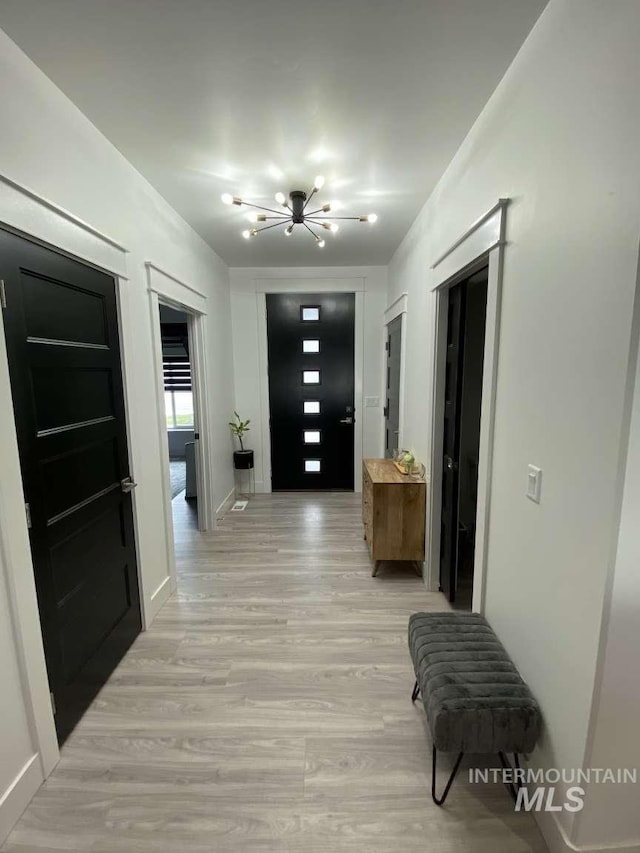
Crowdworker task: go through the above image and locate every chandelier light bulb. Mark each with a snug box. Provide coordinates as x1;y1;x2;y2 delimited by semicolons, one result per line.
330;223;339;233
222;193;234;205
242;229;251;239
247;212;258;223
321;203;331;212
321;222;332;231
275;191;287;205
314;175;325;191
316;238;325;248
285;224;294;236
368;213;378;223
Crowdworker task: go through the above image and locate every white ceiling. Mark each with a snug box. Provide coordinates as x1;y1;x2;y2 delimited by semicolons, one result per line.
0;0;546;267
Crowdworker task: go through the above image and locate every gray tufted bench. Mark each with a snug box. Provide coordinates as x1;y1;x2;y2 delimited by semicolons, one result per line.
408;611;541;805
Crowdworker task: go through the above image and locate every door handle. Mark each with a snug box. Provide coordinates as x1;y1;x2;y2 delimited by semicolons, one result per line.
445;456;457;472
339;417;353;424
121;477;138;494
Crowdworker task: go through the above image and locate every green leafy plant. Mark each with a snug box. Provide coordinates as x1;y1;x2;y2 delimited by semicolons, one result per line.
229;411;251;451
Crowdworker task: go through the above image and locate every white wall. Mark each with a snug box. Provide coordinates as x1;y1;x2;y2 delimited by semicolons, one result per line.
230;266;387;491
0;28;234;841
387;1;640;849
573;303;640;850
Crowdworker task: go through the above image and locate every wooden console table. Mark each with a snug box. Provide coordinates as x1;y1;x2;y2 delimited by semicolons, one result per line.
362;458;426;577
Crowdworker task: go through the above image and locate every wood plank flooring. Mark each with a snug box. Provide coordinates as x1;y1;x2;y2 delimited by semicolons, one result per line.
3;492;548;852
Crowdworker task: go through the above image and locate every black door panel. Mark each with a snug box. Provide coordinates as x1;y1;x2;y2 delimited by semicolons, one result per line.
0;229;141;743
266;293;355;491
440;268;488;604
440;281;466;602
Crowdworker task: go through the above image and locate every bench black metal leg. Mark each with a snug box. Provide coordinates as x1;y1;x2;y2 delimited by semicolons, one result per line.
431;747;464;806
411;680;420;702
498;751;522;802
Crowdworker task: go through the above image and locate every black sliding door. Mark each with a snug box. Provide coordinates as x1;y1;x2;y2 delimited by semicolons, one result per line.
266;292;355;490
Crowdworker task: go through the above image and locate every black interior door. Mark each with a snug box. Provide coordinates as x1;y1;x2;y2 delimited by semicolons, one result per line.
440;281;467;601
0;229;141;743
266;292;355;490
384;315;402;457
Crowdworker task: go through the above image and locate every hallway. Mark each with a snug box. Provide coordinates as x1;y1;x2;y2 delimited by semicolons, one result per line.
2;494;546;852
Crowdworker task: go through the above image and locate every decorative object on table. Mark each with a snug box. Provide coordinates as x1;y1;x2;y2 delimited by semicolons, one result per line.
392;449;420;476
229;411;254;470
221;176;378;249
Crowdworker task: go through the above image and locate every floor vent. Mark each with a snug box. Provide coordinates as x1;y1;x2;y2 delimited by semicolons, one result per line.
231;500;248;512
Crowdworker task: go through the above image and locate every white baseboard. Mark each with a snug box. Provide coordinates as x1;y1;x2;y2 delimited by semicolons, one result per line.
215;486;236;518
0;754;43;845
535;809;640;853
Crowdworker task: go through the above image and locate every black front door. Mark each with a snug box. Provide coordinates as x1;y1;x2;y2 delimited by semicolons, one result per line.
266;292;355;490
440;280;467;601
0;229;141;743
384;314;402;457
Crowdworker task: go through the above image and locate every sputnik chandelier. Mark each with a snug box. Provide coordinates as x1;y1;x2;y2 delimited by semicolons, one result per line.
221;176;377;248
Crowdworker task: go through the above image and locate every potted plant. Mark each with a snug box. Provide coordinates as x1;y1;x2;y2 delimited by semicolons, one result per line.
229;411;254;469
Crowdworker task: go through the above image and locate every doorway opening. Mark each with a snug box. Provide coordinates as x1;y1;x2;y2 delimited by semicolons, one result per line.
265;292;355;491
157;302;201;532
384;313;403;457
439;267;488;609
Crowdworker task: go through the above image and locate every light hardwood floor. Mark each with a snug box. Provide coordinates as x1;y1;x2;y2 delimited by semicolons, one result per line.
3;492;548;852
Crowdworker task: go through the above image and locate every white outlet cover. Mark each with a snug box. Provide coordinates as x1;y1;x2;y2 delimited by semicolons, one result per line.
526;465;542;503
365;396;380;408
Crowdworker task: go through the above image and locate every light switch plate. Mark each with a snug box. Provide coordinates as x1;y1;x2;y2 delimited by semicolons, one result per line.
365;396;380;408
526;465;542;503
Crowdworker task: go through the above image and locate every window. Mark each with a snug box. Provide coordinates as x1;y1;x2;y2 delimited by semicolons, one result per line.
303;401;321;414
162;325;193;429
304;430;321;444
301;306;320;322
302;339;320;353
305;459;321;473
165;390;194;429
302;370;320;384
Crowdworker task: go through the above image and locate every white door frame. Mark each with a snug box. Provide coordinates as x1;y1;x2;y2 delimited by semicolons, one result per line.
147;263;214;560
383;292;408;452
255;277;365;492
427;199;509;612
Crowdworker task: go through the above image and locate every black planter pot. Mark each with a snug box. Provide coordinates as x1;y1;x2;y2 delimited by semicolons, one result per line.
233;449;254;470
